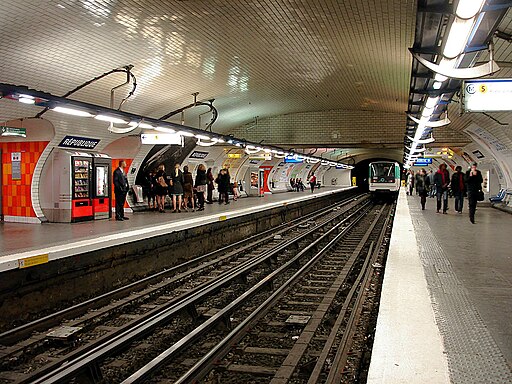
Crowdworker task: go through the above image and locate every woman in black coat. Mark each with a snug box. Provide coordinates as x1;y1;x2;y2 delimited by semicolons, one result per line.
465;163;483;224
216;168;231;205
416;169;430;210
195;164;207;211
169;163;184;213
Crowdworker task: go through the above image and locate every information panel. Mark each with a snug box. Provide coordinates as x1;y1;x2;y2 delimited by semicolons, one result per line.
463;79;512;112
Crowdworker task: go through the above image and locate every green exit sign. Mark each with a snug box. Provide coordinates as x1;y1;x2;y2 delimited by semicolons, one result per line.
1;126;26;137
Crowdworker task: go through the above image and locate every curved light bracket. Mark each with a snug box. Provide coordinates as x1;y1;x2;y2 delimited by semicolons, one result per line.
411;51;500;79
407;135;435;144
196;138;218;147
407;114;451;127
108;122;139;134
244;147;262;155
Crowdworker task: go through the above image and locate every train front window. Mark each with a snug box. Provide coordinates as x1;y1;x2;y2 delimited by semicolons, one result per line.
371;163;395;183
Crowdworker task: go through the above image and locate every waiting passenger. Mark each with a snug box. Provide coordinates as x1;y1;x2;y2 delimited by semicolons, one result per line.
146;170;157;211
216;168;231;204
406;170;414;196
182;165;195;212
232;181;239;201
451;166;466;214
309;173;317;193
290;178;296;190
170;163;184;213
433;163;450;214
195;164;207;211
206;168;215;204
416;169;430;210
428;170;436;197
155;164;168;213
465;163;483;224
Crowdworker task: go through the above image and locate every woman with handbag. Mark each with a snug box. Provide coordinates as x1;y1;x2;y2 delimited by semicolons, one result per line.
170;163;184;213
155;164;168;213
465;163;484;224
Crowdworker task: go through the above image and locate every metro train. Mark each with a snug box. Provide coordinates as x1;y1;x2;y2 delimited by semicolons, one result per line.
368;161;401;198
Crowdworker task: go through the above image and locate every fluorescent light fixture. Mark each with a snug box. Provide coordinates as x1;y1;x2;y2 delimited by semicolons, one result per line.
216;138;225;143
196;139;216;147
422;107;435;118
155;126;176;133
178;130;195;137
195;134;211;140
456;0;485;19
443;17;475;59
433;81;443;90
19;94;34;99
52;106;94;117
425;96;439;109
139;122;154;129
95;114;128;124
19;97;35;104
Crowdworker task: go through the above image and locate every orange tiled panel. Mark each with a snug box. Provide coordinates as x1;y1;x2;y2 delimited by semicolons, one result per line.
1;141;49;217
111;159;133;209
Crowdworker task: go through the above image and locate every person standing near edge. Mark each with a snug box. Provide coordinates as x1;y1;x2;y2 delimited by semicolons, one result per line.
416;168;430;210
113;160;130;221
466;163;483;224
451;165;466;214
434;163;450;214
309;173;317;193
206;168;215;204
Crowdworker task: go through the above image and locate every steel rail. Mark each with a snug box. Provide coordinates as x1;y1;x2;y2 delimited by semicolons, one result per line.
0;192;362;345
123;203;374;383
26;197;369;384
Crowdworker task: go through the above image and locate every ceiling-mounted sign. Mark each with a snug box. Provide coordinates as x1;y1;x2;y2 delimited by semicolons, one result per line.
414;158;433;165
249;154;272;161
59;135;100;149
140;133;182;145
189;150;209;159
284;155;303;164
227;153;242;159
1;126;26;137
463;79;512;112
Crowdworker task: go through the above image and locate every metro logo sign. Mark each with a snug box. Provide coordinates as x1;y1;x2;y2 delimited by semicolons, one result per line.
463;79;512;112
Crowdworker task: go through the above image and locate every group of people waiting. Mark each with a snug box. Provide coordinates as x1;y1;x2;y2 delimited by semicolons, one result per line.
290;173;318;193
143;164;237;213
407;163;484;223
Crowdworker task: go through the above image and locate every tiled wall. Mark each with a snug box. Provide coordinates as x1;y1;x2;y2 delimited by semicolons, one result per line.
111;158;133;209
1;141;49;218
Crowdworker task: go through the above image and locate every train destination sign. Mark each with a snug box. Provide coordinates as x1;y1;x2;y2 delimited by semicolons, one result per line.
140;133;182;145
463;79;512;112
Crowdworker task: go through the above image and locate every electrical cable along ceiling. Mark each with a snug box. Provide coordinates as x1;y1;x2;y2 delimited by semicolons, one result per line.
404;0;511;168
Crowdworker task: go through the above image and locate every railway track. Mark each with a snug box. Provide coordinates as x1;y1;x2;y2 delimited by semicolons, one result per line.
0;193;368;384
122;202;394;384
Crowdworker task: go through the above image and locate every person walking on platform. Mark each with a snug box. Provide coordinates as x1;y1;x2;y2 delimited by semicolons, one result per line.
170;163;184;213
155;164;168;213
434;163;450;214
195;164;207;211
414;171;422;195
216;168;231;204
416;168;430;210
309;173;317;193
182;165;195;212
466;163;484;224
206;168;214;204
113;160;130;221
451;166;466;214
428;170;436;197
406;170;415;196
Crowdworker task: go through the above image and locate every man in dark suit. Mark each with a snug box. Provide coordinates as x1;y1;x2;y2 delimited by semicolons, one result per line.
113;160;130;221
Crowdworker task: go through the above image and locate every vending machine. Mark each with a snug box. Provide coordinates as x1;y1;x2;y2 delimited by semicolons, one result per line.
92;154;112;220
44;149;94;222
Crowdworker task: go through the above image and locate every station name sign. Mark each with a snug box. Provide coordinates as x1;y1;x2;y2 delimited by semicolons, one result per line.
414;158;432;165
189;151;209;159
463;79;512;112
59;135;100;149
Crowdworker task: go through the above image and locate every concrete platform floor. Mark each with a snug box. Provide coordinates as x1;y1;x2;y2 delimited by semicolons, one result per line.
369;188;512;384
0;187;352;269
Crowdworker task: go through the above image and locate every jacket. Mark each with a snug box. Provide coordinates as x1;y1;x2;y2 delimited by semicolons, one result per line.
450;172;466;194
217;173;231;193
416;174;430;194
433;169;450;190
195;169;207;186
113;167;129;194
169;169;184;194
465;170;483;193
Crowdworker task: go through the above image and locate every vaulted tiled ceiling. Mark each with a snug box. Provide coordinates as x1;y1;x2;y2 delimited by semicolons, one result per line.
0;0;417;132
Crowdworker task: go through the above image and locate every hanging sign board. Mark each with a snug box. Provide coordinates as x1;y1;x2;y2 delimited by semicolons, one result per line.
463;79;512;112
284;155;303;164
140;133;182;145
414;158;433;166
1;126;26;137
59;135;100;149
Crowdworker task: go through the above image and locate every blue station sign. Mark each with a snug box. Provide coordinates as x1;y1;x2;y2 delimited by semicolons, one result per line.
414;158;433;165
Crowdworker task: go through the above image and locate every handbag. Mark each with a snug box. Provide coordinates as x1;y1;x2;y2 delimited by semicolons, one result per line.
158;176;167;188
477;190;485;202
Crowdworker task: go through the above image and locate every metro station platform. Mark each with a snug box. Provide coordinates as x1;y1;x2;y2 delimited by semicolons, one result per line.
0;186;353;272
368;189;512;384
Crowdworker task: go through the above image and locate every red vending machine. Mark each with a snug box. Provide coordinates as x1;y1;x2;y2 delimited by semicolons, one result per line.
92;154;112;220
71;155;94;222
